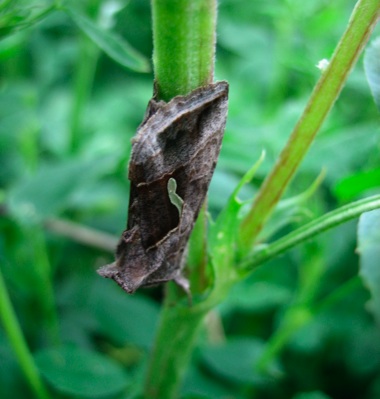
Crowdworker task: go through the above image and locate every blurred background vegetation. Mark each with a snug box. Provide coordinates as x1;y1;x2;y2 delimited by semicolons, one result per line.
1;0;380;398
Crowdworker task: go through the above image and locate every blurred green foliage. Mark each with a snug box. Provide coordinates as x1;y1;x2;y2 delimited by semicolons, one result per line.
0;0;380;398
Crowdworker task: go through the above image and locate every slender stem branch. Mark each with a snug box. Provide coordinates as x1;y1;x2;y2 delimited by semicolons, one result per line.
239;0;380;255
0;268;52;399
44;218;118;252
241;195;380;270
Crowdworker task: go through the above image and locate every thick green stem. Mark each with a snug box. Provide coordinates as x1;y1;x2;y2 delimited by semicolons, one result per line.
0;268;52;399
144;299;207;398
151;0;216;101
239;0;380;255
143;1;217;398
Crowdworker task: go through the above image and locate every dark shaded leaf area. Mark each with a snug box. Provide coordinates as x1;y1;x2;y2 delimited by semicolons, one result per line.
1;1;379;399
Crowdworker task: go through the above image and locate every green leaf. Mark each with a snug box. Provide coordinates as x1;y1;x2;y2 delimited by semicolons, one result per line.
89;279;160;349
224;280;293;313
208;168;256;211
35;345;130;398
358;209;380;324
66;5;150;73
0;32;26;60
200;338;280;386
293;392;332;399
368;377;380;398
7;157;115;221
182;363;244;399
0;333;29;398
364;37;380;112
334;168;380;202
302;123;379;183
209;152;265;272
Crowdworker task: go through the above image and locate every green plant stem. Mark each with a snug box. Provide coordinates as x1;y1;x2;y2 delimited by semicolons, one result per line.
0;268;52;399
143;1;217;398
144;299;207;398
241;194;380;270
239;0;380;255
151;0;216;101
